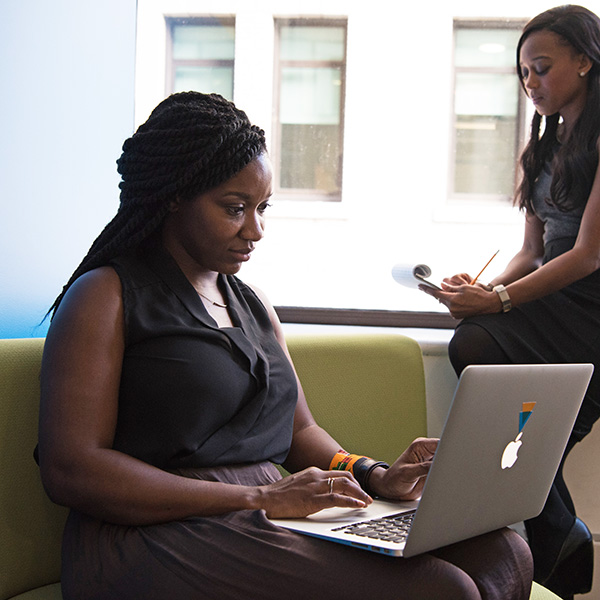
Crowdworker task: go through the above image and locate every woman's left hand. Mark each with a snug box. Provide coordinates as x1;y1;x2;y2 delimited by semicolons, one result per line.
367;438;439;501
419;281;502;319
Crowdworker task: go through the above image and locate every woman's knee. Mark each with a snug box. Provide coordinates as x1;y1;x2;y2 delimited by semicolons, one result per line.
422;571;482;600
448;324;481;374
397;558;482;600
448;323;510;374
433;529;533;600
472;529;533;600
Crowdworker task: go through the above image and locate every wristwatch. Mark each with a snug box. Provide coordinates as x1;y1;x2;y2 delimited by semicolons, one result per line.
493;284;512;313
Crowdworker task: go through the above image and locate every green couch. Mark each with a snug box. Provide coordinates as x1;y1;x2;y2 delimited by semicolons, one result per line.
0;336;558;600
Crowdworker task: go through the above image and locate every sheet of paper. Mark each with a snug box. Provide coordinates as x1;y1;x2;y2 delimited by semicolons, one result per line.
391;263;441;290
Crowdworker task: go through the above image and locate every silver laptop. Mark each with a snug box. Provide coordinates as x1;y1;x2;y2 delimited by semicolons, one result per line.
270;363;593;557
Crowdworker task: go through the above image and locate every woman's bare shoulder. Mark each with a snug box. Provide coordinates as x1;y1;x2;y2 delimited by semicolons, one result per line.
47;266;124;344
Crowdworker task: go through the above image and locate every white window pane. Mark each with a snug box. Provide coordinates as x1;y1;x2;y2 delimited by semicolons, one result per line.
454;115;518;195
174;66;233;99
455;73;519;117
279;123;341;192
280;26;345;61
173;25;234;60
280;67;341;124
455;29;520;68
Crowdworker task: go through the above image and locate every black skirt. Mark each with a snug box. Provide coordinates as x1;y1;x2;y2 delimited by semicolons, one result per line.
457;238;600;440
60;462;531;600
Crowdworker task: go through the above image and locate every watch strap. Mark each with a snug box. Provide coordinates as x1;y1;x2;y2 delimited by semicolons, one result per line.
493;284;512;313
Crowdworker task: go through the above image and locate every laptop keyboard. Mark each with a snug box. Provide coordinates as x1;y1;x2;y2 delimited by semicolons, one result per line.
332;510;416;544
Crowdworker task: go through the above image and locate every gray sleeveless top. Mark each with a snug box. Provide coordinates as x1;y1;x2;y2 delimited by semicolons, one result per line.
532;160;584;247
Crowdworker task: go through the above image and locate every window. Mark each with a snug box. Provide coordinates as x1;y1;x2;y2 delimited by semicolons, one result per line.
273;19;347;201
135;2;535;325
166;18;235;99
451;23;526;203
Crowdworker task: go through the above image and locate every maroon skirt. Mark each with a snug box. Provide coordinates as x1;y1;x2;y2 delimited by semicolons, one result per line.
61;462;532;600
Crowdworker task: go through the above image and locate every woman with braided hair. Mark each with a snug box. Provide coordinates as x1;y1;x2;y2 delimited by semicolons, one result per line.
38;91;532;599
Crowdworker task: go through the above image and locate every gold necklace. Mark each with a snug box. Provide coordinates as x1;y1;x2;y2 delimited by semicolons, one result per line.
197;290;228;309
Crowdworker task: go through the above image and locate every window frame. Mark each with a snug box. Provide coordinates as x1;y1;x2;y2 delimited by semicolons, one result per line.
165;16;236;97
448;19;529;206
272;17;348;203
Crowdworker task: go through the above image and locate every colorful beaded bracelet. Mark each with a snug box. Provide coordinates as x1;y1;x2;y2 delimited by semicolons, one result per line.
329;450;389;496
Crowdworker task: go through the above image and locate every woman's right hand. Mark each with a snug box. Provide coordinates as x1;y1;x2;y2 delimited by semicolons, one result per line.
258;467;372;519
442;272;473;286
443;273;494;291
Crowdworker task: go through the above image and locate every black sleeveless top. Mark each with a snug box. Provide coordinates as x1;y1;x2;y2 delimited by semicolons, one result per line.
109;245;298;470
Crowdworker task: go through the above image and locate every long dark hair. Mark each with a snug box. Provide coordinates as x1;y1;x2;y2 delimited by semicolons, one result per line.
515;5;600;212
47;92;267;317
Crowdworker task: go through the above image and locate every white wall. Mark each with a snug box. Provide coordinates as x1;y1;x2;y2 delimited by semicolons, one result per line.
0;0;136;338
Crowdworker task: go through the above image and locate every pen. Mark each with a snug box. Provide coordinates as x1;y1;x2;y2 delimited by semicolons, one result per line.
470;250;499;285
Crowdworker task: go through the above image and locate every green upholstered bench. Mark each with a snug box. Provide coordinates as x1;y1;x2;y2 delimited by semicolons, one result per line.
287;333;428;464
0;336;559;599
0;338;65;600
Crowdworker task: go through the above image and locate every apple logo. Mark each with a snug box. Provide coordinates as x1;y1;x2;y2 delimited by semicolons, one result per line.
501;432;523;469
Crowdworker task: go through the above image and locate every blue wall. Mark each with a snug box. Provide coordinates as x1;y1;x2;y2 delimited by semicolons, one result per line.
0;0;137;338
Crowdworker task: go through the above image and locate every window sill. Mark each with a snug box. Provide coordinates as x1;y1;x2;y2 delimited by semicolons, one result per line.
275;306;457;329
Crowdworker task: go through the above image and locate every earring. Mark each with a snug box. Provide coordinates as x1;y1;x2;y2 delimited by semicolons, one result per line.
580;71;587;77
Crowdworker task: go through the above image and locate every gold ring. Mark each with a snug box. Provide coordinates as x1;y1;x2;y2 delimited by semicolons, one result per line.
328;477;334;494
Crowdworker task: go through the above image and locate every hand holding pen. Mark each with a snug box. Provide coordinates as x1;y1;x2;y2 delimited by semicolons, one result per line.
436;250;499;288
418;250;501;319
470;250;499;286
